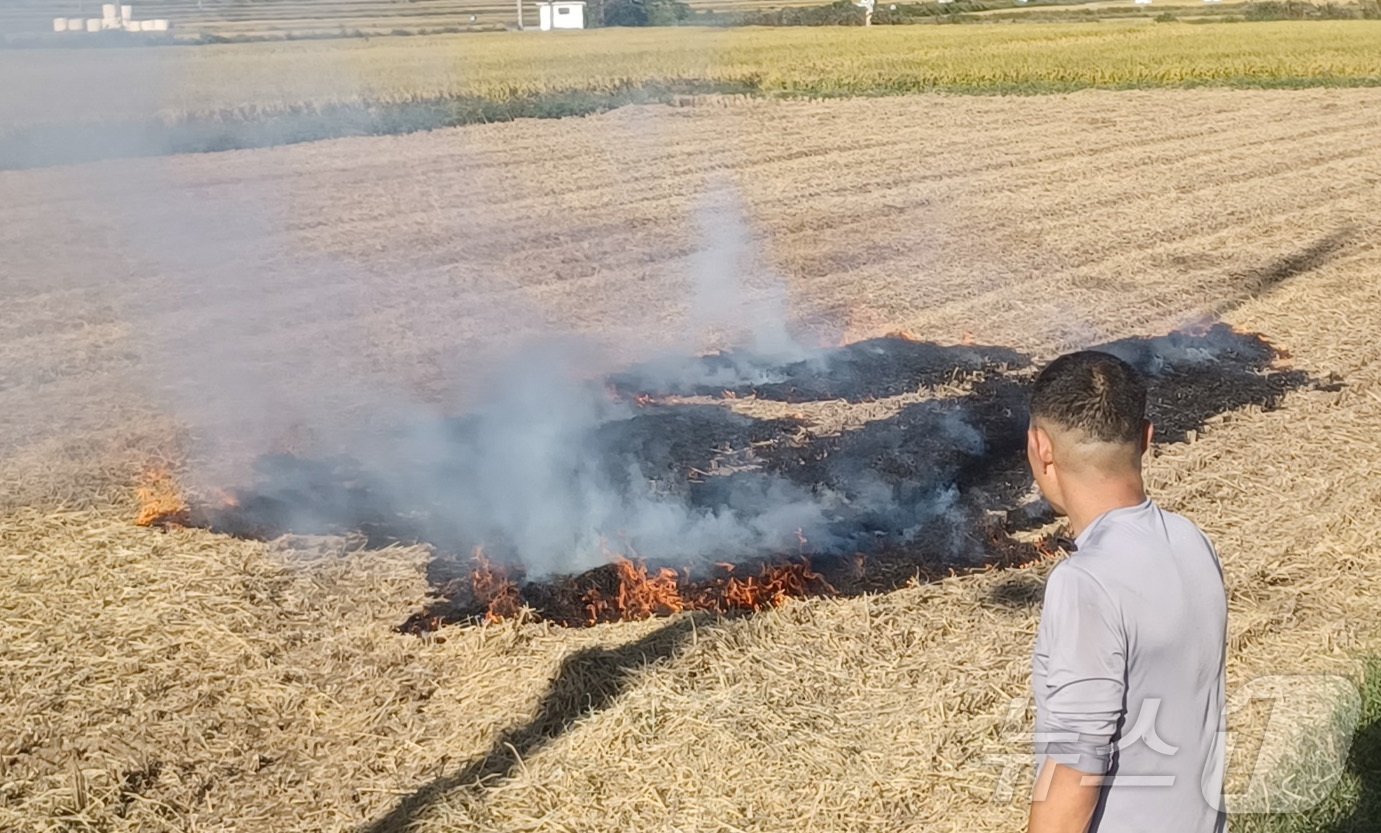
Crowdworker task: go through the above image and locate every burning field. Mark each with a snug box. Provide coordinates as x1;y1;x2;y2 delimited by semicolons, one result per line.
2;88;1381;833
137;325;1315;631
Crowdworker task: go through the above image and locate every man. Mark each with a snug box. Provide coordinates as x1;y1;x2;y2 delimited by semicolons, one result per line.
1026;351;1227;833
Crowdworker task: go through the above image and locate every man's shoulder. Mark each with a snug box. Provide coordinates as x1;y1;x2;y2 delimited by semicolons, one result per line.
1068;502;1222;588
1055;550;1119;593
1154;505;1220;558
1045;556;1117;603
1082;502;1215;555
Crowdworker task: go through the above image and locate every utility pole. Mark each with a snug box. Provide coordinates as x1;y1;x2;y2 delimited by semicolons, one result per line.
516;0;524;29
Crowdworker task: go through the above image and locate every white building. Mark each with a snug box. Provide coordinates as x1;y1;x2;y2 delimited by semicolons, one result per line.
537;1;586;30
55;4;170;34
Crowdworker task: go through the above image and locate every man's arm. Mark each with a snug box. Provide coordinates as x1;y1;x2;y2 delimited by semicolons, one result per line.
1029;761;1102;833
1029;564;1125;833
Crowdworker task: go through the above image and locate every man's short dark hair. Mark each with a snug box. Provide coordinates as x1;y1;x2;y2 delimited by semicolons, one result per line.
1030;351;1147;444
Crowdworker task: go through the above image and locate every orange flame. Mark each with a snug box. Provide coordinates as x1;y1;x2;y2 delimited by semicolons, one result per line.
577;556;834;625
885;329;924;343
717;560;829;610
470;547;523;624
584;559;687;623
134;467;190;528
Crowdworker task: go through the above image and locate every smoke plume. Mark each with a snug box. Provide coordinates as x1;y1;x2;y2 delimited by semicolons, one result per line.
190;182;1001;576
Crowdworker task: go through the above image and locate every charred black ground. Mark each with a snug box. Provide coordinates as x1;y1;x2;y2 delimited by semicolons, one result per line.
608;338;1028;402
184;324;1322;629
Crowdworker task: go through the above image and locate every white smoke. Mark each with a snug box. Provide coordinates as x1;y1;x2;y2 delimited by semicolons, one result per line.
613;180;828;396
11;67;990;577
387;348;842;575
318;183;957;575
684;181;806;361
162;177;992;577
356;336;986;576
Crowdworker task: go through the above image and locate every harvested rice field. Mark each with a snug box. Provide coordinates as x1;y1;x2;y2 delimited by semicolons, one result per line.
2;88;1381;831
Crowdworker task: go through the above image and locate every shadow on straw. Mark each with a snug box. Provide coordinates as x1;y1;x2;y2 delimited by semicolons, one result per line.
360;614;702;833
1213;228;1354;318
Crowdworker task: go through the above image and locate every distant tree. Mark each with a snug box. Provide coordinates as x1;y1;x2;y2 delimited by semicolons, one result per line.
600;0;690;26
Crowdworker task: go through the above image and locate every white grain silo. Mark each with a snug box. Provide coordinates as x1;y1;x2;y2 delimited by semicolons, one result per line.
86;18;102;32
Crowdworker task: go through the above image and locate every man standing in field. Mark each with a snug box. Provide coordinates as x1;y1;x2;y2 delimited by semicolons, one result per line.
1025;352;1228;833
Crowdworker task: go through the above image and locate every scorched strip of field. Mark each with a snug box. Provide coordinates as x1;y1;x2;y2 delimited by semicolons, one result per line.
137;325;1315;628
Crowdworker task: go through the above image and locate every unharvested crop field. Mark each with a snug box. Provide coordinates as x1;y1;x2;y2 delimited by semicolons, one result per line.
2;87;1380;831
3;22;1381;134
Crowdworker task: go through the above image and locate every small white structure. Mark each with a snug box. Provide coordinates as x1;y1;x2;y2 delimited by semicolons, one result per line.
101;4;134;29
54;5;170;35
537;1;586;30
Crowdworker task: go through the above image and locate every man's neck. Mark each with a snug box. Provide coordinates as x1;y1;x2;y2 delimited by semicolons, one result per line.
1062;476;1148;539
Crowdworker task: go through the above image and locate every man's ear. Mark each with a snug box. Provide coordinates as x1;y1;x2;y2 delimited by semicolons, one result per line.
1141;420;1155;455
1029;424;1055;470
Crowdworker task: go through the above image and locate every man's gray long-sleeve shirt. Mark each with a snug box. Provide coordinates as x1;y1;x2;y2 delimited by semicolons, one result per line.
1033;499;1228;833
